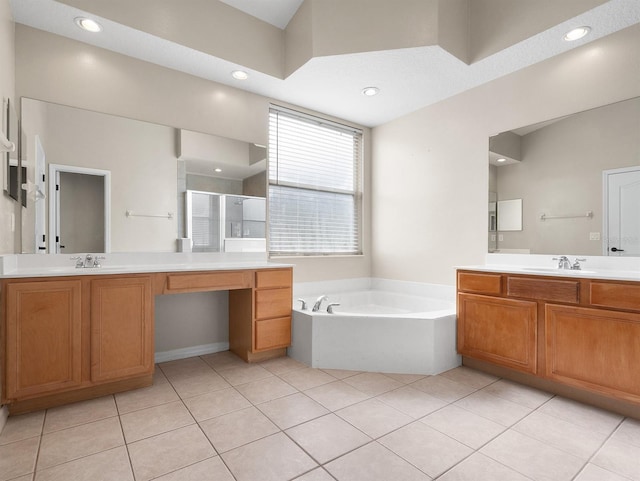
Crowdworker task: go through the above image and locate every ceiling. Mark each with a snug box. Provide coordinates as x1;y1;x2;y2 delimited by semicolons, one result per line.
10;0;640;128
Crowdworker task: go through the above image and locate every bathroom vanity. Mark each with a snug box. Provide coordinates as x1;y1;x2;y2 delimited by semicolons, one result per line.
457;267;640;416
0;259;292;414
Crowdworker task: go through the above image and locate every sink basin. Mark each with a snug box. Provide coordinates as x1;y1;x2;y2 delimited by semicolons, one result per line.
517;267;596;275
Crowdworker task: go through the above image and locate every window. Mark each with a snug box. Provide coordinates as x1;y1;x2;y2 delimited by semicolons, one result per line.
268;106;363;255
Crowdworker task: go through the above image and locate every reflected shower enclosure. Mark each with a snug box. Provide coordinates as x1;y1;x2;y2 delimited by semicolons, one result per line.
186;190;266;252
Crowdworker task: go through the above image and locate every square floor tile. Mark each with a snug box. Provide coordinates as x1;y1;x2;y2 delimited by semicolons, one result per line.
377;385;448;419
217;364;273;386
342;373;404;396
304;381;370;411
257;393;329;429
222;433;317;481
286;414;371;464
481;379;553;409
200;406;279;453
151;456;234;481
611;418;640;448
34;446;134;481
235;376;298;404
159;357;214;380
336;398;412;438
325;442;431;481
384;373;427;384
439;366;498;389
0;436;39;481
43;396;117;433
279;368;336;391
115;381;180;414
38;417;124;470
380;421;473;478
0;411;44;445
293;468;336;481
120;400;194;443
481;429;585;481
259;356;307;375
454;391;532;426
182;387;251;422
513;410;610;459
537;396;623;435
437;452;531;481
574;463;633;481
127;425;215;481
201;351;246;371
169;371;231;399
411;376;477;403
421;404;505;449
321;369;361;380
592;437;640;480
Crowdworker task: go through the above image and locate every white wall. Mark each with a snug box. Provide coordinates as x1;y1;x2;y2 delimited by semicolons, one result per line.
372;24;640;286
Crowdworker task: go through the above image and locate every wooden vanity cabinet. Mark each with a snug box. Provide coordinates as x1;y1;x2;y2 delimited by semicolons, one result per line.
457;270;640;408
4;279;83;400
1;274;154;411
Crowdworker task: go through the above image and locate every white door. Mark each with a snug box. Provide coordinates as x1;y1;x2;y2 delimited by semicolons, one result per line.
604;167;640;256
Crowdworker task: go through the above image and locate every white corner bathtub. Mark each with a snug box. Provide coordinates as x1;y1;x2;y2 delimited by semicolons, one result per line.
287;278;461;375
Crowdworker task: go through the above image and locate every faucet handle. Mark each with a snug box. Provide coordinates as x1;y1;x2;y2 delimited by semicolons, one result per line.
70;256;83;268
297;299;307;310
93;256;106;267
571;258;586;270
327;303;340;314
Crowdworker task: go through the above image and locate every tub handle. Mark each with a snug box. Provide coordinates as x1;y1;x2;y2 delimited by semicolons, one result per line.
297;298;307;310
327;303;340;314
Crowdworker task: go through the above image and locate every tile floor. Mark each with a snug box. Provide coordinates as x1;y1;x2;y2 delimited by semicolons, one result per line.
0;352;639;481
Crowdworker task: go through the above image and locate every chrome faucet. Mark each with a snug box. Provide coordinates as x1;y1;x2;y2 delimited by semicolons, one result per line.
552;256;572;269
297;299;307;310
571;258;586;270
312;295;328;312
71;254;105;268
326;303;340;314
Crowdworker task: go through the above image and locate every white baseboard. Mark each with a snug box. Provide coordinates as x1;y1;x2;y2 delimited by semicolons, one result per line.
154;342;230;364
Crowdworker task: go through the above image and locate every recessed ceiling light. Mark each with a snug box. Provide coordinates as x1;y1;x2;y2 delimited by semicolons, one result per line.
497;158;507;163
563;26;591;41
214;168;222;173
74;17;102;33
361;87;379;97
231;70;249;80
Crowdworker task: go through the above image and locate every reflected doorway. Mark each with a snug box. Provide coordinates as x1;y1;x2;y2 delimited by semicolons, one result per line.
48;164;111;253
603;166;640;256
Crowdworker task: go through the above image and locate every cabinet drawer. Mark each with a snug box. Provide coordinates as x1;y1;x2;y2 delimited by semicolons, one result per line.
166;271;252;292
457;271;502;295
590;282;640;312
255;288;292;320
507;276;579;303
255;317;291;351
256;269;292;289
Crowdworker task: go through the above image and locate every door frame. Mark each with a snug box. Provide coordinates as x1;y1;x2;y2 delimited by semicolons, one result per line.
48;164;111;254
602;165;640;256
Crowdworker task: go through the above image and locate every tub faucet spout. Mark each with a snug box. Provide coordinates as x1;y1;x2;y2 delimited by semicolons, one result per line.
312;295;328;312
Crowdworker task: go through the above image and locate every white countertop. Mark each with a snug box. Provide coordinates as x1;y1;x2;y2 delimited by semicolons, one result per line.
458;253;640;282
0;252;293;278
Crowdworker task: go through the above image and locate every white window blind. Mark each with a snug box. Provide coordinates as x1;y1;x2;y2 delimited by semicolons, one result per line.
268;106;363;255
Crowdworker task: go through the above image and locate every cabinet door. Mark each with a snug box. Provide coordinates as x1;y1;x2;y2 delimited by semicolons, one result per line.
545;304;640;403
90;276;153;382
457;293;538;374
5;280;83;400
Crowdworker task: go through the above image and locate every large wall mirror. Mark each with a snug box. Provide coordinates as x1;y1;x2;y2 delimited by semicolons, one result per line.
488;96;640;257
20;98;267;254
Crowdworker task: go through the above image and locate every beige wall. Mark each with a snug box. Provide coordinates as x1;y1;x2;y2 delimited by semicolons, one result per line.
14;25;372;283
0;0;15;255
21;98;178;253
497;98;639;255
372;25;640;286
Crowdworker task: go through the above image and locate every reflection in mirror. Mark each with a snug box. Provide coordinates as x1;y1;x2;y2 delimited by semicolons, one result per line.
488;97;640;257
20;98;266;253
3;99;25;207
